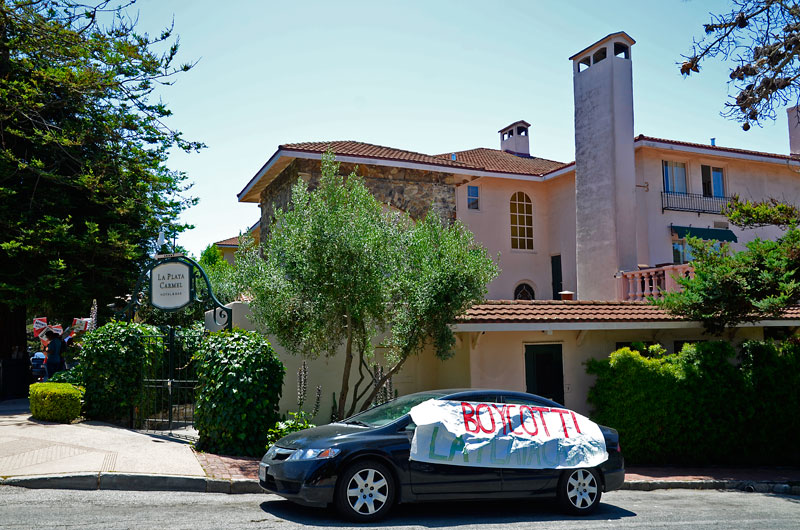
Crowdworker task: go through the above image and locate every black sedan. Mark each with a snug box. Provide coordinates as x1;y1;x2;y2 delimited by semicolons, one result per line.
259;389;624;522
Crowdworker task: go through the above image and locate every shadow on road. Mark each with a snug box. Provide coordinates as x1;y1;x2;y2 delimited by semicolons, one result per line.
260;497;636;527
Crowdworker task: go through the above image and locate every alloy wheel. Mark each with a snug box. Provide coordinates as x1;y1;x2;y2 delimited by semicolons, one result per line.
565;468;598;509
345;467;389;515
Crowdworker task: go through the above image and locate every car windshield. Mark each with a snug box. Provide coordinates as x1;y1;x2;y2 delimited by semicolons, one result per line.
342;392;445;427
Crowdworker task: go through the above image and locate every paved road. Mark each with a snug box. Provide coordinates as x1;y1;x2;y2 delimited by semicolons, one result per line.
0;487;798;529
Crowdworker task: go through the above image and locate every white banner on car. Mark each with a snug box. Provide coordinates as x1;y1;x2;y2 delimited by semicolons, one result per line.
409;399;608;469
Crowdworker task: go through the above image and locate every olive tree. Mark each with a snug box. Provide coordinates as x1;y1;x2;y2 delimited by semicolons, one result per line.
235;151;497;418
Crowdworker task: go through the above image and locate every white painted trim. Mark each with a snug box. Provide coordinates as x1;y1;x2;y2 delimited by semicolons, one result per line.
237;148;285;202
635;139;800;167
452;319;800;332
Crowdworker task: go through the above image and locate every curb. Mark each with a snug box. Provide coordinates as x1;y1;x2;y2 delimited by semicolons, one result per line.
622;480;800;495
1;473;262;494
3;475;799;496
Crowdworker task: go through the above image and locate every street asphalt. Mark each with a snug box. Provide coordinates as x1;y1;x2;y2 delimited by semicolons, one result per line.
1;398;799;496
1;488;799;529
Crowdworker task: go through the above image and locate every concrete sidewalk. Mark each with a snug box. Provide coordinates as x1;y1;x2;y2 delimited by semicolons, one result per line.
2;398;799;495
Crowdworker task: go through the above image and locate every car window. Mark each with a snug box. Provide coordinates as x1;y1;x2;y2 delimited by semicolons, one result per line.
443;393;499;404
502;395;555;407
343;392;444;427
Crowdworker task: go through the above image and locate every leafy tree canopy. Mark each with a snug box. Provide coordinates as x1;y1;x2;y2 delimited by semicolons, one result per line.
657;193;800;334
683;1;800;129
657;230;800;334
235;151;498;418
0;0;200;352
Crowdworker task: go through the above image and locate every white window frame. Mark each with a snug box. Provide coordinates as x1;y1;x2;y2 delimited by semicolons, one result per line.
662;160;688;194
510;191;534;251
700;164;727;198
466;184;480;211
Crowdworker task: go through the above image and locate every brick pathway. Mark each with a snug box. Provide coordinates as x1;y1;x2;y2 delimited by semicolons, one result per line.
193;450;259;481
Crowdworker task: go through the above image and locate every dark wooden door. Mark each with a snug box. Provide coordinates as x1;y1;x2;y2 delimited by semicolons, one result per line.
524;344;564;405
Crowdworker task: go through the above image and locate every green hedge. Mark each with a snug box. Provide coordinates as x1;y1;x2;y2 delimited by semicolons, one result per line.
80;321;162;421
194;330;284;456
586;340;800;466
29;383;82;423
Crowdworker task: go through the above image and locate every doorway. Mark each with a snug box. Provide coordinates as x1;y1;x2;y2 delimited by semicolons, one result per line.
524;344;564;405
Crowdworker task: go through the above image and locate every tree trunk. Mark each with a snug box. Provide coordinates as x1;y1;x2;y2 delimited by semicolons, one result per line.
358;353;410;412
337;313;354;420
0;302;28;360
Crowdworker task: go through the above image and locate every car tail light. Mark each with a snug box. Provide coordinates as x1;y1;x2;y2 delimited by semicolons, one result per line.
617;442;622;453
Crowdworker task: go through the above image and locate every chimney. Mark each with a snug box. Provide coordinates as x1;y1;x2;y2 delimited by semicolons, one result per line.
788;105;800;154
499;120;531;156
570;31;637;300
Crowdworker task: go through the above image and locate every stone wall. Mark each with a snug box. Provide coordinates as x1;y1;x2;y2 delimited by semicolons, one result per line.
259;158;458;239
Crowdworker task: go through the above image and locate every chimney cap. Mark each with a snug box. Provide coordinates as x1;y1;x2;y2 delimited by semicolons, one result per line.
569;31;635;61
498;120;531;133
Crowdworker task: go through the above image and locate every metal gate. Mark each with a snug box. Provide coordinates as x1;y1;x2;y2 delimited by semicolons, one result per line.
135;326;203;438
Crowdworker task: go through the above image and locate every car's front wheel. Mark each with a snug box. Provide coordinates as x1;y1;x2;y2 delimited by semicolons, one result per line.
557;467;602;515
334;460;395;522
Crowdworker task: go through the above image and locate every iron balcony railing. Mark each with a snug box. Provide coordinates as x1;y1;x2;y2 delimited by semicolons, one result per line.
661;191;732;214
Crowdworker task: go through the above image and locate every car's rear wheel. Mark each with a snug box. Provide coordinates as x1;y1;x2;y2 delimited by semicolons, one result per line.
557;467;601;515
334;460;395;522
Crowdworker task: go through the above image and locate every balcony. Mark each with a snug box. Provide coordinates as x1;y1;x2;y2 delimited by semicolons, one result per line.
616;264;695;301
661;191;732;214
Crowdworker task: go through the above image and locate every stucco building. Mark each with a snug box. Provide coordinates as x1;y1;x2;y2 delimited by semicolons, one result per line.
224;32;800;417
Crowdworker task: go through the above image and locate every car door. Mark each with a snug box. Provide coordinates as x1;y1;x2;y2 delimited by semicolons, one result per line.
409;392;504;495
498;394;561;493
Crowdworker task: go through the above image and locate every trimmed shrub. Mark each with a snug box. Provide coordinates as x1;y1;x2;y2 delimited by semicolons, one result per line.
29;383;82;423
586;340;800;466
195;330;284;456
80;321;162;421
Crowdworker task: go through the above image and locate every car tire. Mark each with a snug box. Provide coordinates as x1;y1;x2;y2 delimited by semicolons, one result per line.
557;467;602;515
334;459;396;522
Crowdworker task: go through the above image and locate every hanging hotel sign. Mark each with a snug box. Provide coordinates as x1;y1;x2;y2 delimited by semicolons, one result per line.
150;260;193;311
115;253;231;328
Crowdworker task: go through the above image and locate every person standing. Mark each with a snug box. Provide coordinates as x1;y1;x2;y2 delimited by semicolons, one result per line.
43;330;63;380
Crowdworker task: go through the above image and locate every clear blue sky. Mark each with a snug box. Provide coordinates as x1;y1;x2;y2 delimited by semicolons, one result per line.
133;1;790;258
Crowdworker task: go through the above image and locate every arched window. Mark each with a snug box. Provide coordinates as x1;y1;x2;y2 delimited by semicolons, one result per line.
514;283;535;300
510;192;534;250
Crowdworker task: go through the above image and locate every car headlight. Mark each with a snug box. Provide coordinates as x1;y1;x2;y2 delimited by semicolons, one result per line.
264;445;278;461
286;448;341;461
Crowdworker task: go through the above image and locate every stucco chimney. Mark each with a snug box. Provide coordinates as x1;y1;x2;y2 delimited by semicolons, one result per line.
570;31;637;300
499;120;531;156
788;105;800;154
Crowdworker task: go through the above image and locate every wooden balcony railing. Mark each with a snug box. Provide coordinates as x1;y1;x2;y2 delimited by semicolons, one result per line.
616;264;695;301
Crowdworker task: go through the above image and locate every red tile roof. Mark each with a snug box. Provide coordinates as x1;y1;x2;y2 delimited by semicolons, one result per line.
279;141;568;176
635;135;799;163
435;148;567;176
214;236;239;247
281;141;474;170
459;300;800;323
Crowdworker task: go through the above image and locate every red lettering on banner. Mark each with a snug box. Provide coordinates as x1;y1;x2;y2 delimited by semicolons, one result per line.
551;408;572;438
475;404;496;434
519;406;539;436
504;405;523;435
570;411;582;434
461;402;479;433
529;407;551;437
491;404;511;434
